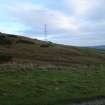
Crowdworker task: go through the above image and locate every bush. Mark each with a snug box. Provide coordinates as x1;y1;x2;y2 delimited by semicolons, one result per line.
40;41;54;47
16;39;35;44
0;52;13;63
6;38;18;45
0;35;18;45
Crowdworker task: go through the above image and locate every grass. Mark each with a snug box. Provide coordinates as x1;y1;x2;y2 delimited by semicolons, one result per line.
0;64;105;105
0;43;105;65
0;52;13;62
1;32;105;65
1;33;105;105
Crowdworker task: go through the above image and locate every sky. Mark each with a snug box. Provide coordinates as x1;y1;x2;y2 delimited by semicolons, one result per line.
0;0;105;46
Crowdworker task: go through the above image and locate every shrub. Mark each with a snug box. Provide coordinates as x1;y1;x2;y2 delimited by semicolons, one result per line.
40;41;54;47
0;35;18;45
16;39;35;44
6;38;19;45
0;52;13;63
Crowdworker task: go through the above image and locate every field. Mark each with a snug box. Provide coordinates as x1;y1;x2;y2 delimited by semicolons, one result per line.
0;64;105;105
0;33;105;105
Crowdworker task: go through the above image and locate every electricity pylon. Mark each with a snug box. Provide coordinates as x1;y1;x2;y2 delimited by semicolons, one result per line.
44;24;47;42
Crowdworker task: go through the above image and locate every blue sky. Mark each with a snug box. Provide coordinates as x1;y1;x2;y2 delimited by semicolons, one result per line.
0;0;105;46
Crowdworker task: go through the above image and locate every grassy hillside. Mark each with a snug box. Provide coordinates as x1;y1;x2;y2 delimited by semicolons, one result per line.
0;33;105;105
1;64;105;105
0;32;105;66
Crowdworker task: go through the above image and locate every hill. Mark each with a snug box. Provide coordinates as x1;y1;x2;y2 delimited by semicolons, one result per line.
1;32;105;105
88;45;105;50
0;32;105;66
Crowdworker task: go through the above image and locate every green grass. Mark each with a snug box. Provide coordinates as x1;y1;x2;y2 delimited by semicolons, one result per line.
0;64;105;105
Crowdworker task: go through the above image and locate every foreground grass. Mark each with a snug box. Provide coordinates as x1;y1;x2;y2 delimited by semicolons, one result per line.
0;64;105;105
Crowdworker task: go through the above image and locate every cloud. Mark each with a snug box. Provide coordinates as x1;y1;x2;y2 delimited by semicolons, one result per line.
0;0;105;46
65;0;105;20
6;2;80;35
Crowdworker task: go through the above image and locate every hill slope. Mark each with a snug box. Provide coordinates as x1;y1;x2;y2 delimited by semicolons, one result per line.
0;32;105;66
1;32;105;105
89;45;105;50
